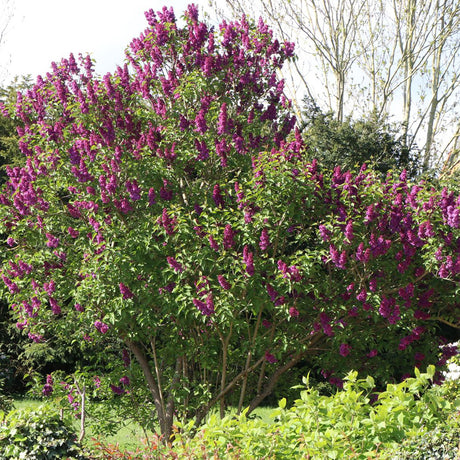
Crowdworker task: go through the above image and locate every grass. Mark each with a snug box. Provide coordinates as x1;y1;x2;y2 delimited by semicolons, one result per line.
10;397;147;451
9;397;276;452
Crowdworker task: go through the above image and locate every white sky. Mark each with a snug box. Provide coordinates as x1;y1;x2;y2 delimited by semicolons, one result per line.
0;0;210;84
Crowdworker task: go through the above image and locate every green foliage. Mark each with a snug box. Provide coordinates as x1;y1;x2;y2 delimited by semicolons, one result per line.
0;404;88;459
386;411;460;460
300;100;419;177
167;366;459;459
0;378;13;417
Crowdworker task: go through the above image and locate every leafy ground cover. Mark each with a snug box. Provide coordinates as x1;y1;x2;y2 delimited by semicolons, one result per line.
5;365;457;459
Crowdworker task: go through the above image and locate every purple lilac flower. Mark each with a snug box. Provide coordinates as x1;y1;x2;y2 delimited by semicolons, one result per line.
217;102;228;135
46;233;59;248
398;283;414;301
244;250;254;276
223;224;235;249
49;297;61;315
167;256;184;272
94;320;109;334
234;182;245;204
289;307;299;318
212;184;224;208
265;351;277;363
119;282;134;299
266;283;278;302
215;138;228;167
2;275;19;294
208;235;219;251
68;226;79;238
119;376;130;386
344;220;354;243
122;349;131;367
148;187;156;206
288;266;301;282
74;303;84;312
42;383;53;396
194;203;203;215
110;384;125;395
259;228;270;251
356;288;367;303
217;275;231;290
194;109;208;134
320;312;334;337
193;295;214;316
194;139;209;161
194;226;206;238
159;180;173;201
339;343;351;357
114;198;133;214
43;280;55;295
159;208;177;235
126;180;141;201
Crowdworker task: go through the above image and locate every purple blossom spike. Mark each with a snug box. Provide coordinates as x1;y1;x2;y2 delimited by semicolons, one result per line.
194;109;208;134
68;227;79;238
217;102;228;135
167;256;184;272
223;224;235;249
94;320;109;334
126;179;141;201
110;384;125;395
339;343;351;357
159;179;173;201
319;225;331;241
217;274;231;290
264;351;277;363
49;297;61;315
244;250;254;276
212;184;224;208
119;282;134;299
46;233;60;248
148;187;156;206
344;220;354;243
122;349;131;367
259;228;270;251
208;235;219;251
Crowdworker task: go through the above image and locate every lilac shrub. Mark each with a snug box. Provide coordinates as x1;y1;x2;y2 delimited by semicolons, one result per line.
0;4;459;440
0;5;296;438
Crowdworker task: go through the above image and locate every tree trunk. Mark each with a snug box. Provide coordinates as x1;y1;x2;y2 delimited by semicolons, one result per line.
126;339;173;440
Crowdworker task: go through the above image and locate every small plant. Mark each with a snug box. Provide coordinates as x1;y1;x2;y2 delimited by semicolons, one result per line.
0;404;88;459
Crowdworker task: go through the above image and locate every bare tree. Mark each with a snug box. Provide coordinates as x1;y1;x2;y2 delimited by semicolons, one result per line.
210;0;460;174
0;0;15;83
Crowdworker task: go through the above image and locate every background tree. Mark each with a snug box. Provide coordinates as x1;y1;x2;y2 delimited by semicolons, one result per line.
300;98;419;177
0;0;14;83
215;0;460;175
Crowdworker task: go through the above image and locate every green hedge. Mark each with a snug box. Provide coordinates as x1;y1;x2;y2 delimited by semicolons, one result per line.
164;366;459;459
